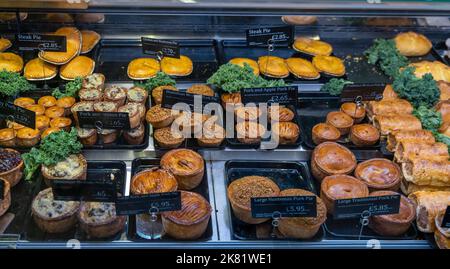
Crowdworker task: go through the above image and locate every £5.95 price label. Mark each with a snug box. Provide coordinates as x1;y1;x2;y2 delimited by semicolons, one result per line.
115;191;181;215
251;195;317;218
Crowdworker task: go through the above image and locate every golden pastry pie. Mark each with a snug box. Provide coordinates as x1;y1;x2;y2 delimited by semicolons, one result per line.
311;142;357;181
349;124;380;146
0;52;23;73
160;149;205;190
38;96;57;108
145;104;176;129
55;96;76;113
36;115;50;132
160;55;193;76
41;154;87;186
126;102;146;121
152;85;178;104
41;127;61;140
154;127;185;149
0;12;27;22
293;37;333;56
24;58;58;80
6;121;24;131
186;84;215;96
77;202;125;239
409;61;450;83
312;123;340;145
282;16;317;25
355;159;401;192
60;56;95;80
229;58;259;76
0;37;12;52
45;106;65;119
50;117;72;131
127;58;160;80
39;27;81;65
0;128;16;148
16;127;40;147
271;121;300;145
221;92;242;109
14;97;35;108
235;121;266;144
312;55;345;77
130;167;178;195
340;102;366;123
80;30;101;54
285;58;320;79
25;104;45;116
71;101;94;125
394;32;432;57
258;56;289;78
268;106;294;122
326;111;354;135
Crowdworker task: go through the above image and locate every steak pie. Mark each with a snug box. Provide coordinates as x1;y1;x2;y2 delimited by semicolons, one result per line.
60;56;95;80
39;27;81;65
80;30;101;54
285;58;320;79
24;58;57;80
160;55;193;76
312;55;345;77
0;52;23;73
229;58;259;76
258;56;289;78
293;37;333;56
127;58;160;80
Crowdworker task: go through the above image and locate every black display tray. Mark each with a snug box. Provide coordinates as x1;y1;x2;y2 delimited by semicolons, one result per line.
127;157;213;241
225;160;323;241
4;161;127;242
96;39;219;83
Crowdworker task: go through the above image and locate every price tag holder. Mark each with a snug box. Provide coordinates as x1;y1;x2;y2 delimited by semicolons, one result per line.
0;180;4;200
340;84;384;103
246;26;294;47
51;180;116;202
0;101;36;129
16;33;66;52
161;90;219;111
334;195;401;220
441;206;450;228
77;111;131;130
251;196;317;218
241;86;298;106
115;192;181;216
141;37;180;59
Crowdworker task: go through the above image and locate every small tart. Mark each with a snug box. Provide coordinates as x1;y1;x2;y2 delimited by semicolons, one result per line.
38;27;81;65
78;202;126;238
146;104;176;129
45;106;65;119
293;37;333;56
25;104;45;116
285;58;320;79
0;128;15;147
38;96;57;108
355;159;401;191
104;86;127;107
162;191;211;240
312;55;345;77
31;188;80;233
197;123;225;147
186;84;215;96
326;111;354;135
154;127;185;149
79;88;103;102
36;115;50;132
126;86;148;104
0;148;23;187
0;52;23;73
0;178;11;217
268;106;294;122
50;117;72;131
93;101;117;112
60;56;95;80
41;154;87;186
80;30;101;54
221;92;242;109
14;97;35;108
236;121;266;144
227;176;280;224
56;96;76;110
394;32;432;57
152;85;178;104
82;73;105;90
118;103;140;129
0;37;12;52
271;121;300;145
130;167;178;195
311;142;357;181
24;58;57;80
123;123;145;145
349;124;380;146
127;58;160;80
258;56;289;78
160;149;204;190
340;102;366;123
41;127;61;140
312;123;340;145
229;58;260;76
160;55;193;76
235;106;261;122
71;101;94;124
16;127;40;147
77;127;97;146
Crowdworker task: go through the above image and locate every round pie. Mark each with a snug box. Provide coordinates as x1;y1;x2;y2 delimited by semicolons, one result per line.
349;124;380;146
312;55;345;77
146;104;176;129
39;27;81;65
160;149;204;190
258;56;289;78
16;127;40;147
78;202;126;238
394;32;432;57
186;84;215;96
326;111;354;135
0;52;23;73
312;123;341;145
271;121;300;145
36;115;50;133
99;129;119;144
340;102;366;123
60;56;95;80
355;158;402;192
25;104;45;116
118;103;140;129
38;96;57;108
79;88;103;102
45;106;65;119
50;117;72;131
434;211;450;249
173;112;207;135
160;55;193;76
24;58;58;80
197;123;225;147
41;127;61;140
93;101;117;113
0;178;11;217
293;37;333;56
71;101;94;125
229;58;259;76
77;127;98;146
82;73;105;90
127;86;148;104
311;142;357;181
14;97;35;108
80;30;101;54
0;37;12;52
104;86;127;107
235;106;261;122
0;148;23;187
285;58;320;79
154;127;185;149
41;154;87;186
236;121;266;144
0;128;15;147
268;106;294;122
221;92;242;109
123;123;145;145
127;58;160;80
152;85;178;104
131;167;178;195
227;176;280;224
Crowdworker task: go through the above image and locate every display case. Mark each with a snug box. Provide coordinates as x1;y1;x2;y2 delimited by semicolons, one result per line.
0;0;449;250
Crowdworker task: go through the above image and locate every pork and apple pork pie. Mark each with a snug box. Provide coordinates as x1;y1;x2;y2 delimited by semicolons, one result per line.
104;86;127;107
271;121;300;145
349;124;380;146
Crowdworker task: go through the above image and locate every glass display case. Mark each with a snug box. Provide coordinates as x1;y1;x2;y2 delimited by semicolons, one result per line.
0;0;449;249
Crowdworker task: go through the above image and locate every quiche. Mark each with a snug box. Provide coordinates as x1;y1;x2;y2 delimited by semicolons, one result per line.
0;52;23;73
152;85;178;105
32;188;80;233
127;86;148;104
60;56;95;80
82;73;105;90
258;56;289;78
79;88;103;102
355;158;401;192
38;27;81;65
130;167;178;195
104;86;127;107
78;202;126;238
311;142;357;181
0;128;15;147
16;127;40;147
293;37;333;56
127;58;160;80
160;55;193;77
312;55;346;77
160;149;204;190
24;58;58;81
162;191;211;240
394;32;432;57
0;37;12;52
154;127;185;149
285;58;320;80
41;154;87;186
186;84;215;97
229;58;260;76
0;178;11;217
123;123;145;145
271;121;300;145
80;30;101;54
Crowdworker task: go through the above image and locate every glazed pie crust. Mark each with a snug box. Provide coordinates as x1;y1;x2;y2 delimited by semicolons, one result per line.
312;55;346;77
60;56;95;80
154;127;185;149
229;58;260;76
285;57;320;79
160;149;204;190
127;58;160;80
312;123;340;145
130;167;178;195
258;56;289;78
160;55;193;77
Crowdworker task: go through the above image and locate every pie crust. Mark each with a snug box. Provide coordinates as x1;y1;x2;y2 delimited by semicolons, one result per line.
349;124;380;146
355;158;401;191
77;127;98;146
258;56;289;78
268;106;294;122
38;96;57;108
130;167;178;195
235;106;261;122
0;128;15;147
221;92;242;109
36;115;50;132
186;84;215;96
45;106;65;119
285;58;320;79
409;60;450;83
14;97;35;108
146;104;176;129
79;88;103;103
326;111;354;135
71;101;94;125
0;148;23;187
0;52;23;73
104;86;127;108
311;142;357;181
38;27;81;65
312;55;345;77
312;123;340;145
118;103;140;129
41;154;87;187
60;56;95;80
0;37;12;52
82;73;105;90
271;121;300;145
0;178;11;217
127;58;160;80
197;123;225;147
229;58;260;76
236;121;266;144
41;127;61;140
123;123;145;145
16;127;40;147
293;37;333;56
340;102;366;123
80;30;101;54
160;55;193;77
24;58;57;81
394;32;432;57
78;202;126;238
154;127;185;149
25;104;45;116
160;149;204;190
99;129;119;144
126;86;148;104
50;117;72;131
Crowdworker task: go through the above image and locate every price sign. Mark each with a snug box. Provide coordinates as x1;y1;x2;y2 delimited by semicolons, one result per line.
246;26;294;47
161;90;219;111
115;192;181;215
16;33;66;52
0;101;36;129
340;84;385;103
251;196;317;218
141;37;180;58
334;195;401;220
51;179;116;202
241;86;298;106
441;206;450;228
77;111;131;130
0;180;4;200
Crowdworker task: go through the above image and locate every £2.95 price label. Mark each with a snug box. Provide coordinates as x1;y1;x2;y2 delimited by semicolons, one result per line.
16;33;66;52
246;26;294;47
251;195;317;218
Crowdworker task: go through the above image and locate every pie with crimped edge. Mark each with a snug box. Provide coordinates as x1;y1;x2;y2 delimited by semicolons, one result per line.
312;55;346;77
258;56;289;78
0;52;24;73
38;27;81;65
0;38;12;52
127;58;160;80
293;37;333;56
160;55;193;77
80;30;101;54
285;58;320;80
24;58;58;81
229;58;260;76
60;56;95;80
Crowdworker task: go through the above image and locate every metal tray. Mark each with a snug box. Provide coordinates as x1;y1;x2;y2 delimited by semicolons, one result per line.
127;157;213;241
224;160;323;241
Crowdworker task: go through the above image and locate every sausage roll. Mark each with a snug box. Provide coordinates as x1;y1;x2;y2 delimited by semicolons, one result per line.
394;142;449;163
408;191;450;233
386;129;435;152
366;99;413;120
402;158;450;187
373;114;422;137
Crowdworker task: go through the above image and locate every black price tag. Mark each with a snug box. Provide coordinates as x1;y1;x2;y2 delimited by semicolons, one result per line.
340;84;384;103
77;111;131;130
334;195;401;220
251;196;317;218
141;37;180;58
0;101;36;129
161;90;219;111
0;180;4;200
441;206;450;228
241;86;298;106
52;180;116;202
16;33;66;52
115;191;181;215
246;26;294;47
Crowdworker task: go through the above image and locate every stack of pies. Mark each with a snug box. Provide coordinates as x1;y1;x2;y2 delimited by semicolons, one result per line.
38;27;81;65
